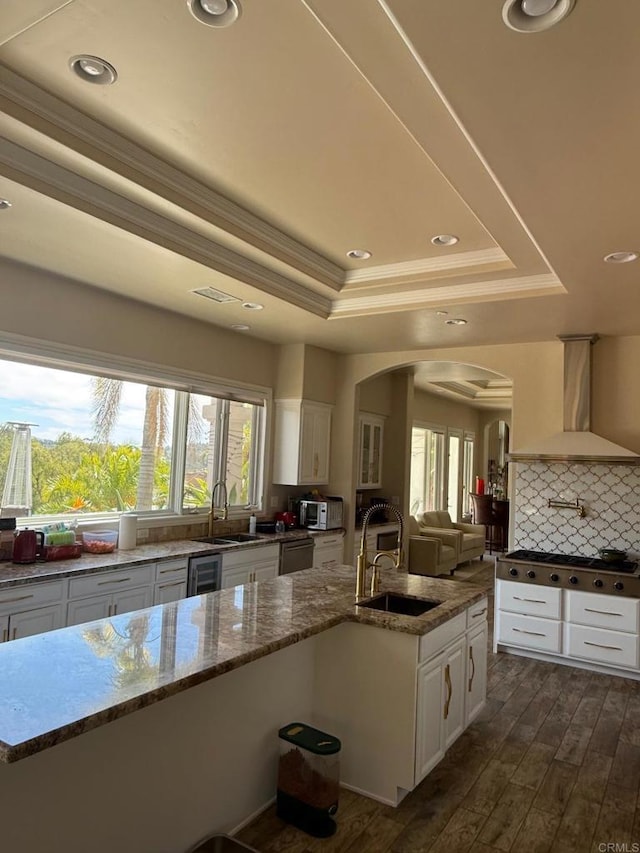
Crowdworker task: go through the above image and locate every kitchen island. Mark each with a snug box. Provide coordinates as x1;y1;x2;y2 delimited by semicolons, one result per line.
0;565;486;853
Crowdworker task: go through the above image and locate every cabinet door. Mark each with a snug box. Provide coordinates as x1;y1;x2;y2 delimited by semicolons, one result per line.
0;613;9;643
112;586;153;617
358;415;384;489
67;594;112;626
466;624;488;725
299;405;331;485
359;420;372;487
154;580;188;605
415;653;445;783
221;565;251;590
253;563;278;583
10;604;64;640
443;637;466;749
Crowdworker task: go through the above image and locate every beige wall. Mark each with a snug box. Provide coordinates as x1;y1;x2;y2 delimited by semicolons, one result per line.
359;373;393;416
413;388;481;434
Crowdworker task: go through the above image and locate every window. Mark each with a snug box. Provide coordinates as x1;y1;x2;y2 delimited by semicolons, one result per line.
447;431;461;522
0;355;266;522
410;425;444;515
462;434;475;517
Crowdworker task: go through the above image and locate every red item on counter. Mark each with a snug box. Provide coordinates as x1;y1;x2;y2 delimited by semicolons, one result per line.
475;477;485;495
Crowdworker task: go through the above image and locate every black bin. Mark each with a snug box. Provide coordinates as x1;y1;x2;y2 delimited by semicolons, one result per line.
276;722;341;838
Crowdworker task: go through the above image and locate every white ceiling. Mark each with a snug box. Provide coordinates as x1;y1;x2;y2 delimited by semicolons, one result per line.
1;0;639;383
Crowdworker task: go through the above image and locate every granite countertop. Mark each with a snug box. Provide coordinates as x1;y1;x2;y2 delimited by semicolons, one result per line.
0;564;485;763
0;529;327;589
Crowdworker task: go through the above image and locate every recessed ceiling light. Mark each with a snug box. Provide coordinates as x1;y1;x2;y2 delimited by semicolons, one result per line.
188;0;241;28
502;0;576;33
69;55;118;85
346;249;372;260
436;310;449;316
231;324;250;331
431;234;459;247
445;318;468;326
242;301;264;311
604;251;638;264
0;199;12;210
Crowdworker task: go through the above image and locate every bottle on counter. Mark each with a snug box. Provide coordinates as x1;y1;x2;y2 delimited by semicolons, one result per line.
249;514;257;535
0;517;16;562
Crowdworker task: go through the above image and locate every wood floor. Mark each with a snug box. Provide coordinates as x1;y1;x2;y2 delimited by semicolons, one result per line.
236;559;640;853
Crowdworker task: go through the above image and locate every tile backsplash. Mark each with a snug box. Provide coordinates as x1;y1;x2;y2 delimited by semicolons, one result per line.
514;462;640;557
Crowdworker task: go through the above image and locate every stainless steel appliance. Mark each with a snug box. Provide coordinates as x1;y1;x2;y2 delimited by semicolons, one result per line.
496;550;640;598
280;538;314;574
187;553;222;595
299;498;343;531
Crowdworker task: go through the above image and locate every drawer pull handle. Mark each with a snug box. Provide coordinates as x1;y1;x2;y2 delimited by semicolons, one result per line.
0;594;34;605
472;608;487;618
1;628;7;643
512;627;546;637
514;596;547;604
584;640;622;652
162;581;184;589
97;578;131;586
468;646;475;692
11;627;16;641
159;567;185;575
584;608;623;617
444;664;452;720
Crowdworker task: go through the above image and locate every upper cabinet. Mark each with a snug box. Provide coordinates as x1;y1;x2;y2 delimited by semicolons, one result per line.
273;399;332;485
358;413;385;489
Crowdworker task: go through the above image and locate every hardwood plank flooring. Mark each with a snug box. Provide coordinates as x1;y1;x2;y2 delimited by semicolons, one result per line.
235;558;640;852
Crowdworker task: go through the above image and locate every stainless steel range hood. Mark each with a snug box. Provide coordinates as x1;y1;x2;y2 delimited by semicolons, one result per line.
508;334;640;465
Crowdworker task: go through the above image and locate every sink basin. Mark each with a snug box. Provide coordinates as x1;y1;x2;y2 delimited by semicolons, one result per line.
357;593;440;617
192;534;261;545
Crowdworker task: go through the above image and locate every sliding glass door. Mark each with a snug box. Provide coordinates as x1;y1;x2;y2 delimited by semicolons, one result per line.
410;426;445;515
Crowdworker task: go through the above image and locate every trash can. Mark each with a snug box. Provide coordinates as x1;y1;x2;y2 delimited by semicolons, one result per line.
276;722;341;838
186;833;258;853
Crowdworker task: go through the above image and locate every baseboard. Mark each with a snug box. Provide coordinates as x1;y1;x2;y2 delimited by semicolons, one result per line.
230;796;276;835
339;781;401;808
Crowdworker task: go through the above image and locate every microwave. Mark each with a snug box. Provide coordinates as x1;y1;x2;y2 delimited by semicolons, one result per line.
299;498;343;530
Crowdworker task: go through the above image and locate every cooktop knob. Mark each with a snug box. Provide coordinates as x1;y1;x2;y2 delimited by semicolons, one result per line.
550;573;560;582
526;570;536;579
569;576;579;585
593;579;604;588
614;581;624;591
509;568;519;577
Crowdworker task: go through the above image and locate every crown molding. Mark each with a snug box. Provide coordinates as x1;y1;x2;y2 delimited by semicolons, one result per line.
0;66;345;288
329;273;565;317
0;136;332;318
343;247;511;286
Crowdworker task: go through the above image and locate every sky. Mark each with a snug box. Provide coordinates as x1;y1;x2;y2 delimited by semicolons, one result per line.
0;359;155;446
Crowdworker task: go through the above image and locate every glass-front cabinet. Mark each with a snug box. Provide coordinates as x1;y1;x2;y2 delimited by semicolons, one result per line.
358;413;385;489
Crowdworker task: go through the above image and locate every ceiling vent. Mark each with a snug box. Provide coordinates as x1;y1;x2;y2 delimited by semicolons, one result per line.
508;334;640;465
192;287;240;304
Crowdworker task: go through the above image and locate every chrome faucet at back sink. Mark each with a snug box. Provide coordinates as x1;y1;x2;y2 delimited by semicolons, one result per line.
209;480;229;537
356;504;404;600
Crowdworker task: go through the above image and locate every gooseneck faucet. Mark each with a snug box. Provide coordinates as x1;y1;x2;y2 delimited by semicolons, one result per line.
209;480;229;536
356;503;405;600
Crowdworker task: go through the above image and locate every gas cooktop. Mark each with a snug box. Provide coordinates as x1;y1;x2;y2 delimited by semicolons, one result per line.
505;549;638;573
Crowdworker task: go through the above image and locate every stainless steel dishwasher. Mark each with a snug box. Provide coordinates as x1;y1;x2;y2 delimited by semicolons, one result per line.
279;537;314;575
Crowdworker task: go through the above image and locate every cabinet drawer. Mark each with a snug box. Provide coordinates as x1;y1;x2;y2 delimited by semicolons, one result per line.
221;543;279;569
315;534;344;550
566;623;638;669
0;580;65;614
154;558;188;583
419;612;466;662
567;591;639;633
498;580;562;619
498;612;562;653
69;564;154;599
467;598;489;628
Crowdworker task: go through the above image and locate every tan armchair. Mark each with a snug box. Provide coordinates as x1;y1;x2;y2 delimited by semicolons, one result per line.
415;511;485;566
406;516;457;576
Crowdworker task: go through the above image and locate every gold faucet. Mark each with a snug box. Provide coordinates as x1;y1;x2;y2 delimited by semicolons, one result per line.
208;480;229;537
356;503;404;600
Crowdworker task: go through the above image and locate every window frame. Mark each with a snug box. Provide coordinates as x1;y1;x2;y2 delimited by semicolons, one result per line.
0;332;271;528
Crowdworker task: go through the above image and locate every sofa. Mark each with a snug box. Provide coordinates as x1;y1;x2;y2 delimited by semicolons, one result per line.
406;516;457;576
414;510;485;567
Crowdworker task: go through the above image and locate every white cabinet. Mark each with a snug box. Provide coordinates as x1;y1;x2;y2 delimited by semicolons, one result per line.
273;399;332;485
221;544;280;589
67;564;154;626
565;589;639;670
357;413;384;489
313;533;344;570
153;558;188;605
0;580;65;642
466;622;488;725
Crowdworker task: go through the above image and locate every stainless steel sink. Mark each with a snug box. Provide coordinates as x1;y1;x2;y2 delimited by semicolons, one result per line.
357;593;440;616
192;534;261;545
